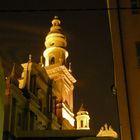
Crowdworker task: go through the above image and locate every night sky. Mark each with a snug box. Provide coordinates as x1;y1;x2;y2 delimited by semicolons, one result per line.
0;0;119;134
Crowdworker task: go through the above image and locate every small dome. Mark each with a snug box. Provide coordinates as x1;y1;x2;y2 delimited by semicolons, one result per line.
52;16;61;26
49;16;63;34
44;16;67;48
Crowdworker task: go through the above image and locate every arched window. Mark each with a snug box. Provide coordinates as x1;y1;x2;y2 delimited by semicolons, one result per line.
81;120;83;128
49;57;55;64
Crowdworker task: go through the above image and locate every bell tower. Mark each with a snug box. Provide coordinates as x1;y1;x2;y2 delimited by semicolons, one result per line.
43;16;68;67
76;104;90;130
43;16;76;129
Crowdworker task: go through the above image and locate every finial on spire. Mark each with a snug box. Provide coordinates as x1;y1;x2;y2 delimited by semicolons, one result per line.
43;16;68;66
52;16;61;26
28;54;32;62
49;16;62;33
68;62;72;73
39;56;44;67
11;63;15;77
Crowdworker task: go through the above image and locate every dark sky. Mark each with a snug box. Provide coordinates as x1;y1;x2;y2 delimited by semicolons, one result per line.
0;0;119;134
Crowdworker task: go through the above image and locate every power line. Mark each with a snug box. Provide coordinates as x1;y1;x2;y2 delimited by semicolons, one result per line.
0;7;140;13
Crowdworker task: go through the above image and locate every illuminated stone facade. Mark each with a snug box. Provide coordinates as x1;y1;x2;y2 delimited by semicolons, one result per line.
1;16;119;140
3;16;77;139
107;0;140;140
76;104;90;130
43;16;76;128
97;123;118;138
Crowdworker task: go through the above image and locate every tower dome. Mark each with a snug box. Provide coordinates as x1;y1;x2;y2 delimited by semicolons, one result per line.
43;16;68;66
76;104;90;130
44;16;67;48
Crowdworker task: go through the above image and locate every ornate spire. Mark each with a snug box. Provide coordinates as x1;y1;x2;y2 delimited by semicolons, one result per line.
50;16;62;33
52;16;60;25
28;54;32;63
39;56;44;67
43;16;68;66
44;16;67;48
68;62;72;73
9;63;19;86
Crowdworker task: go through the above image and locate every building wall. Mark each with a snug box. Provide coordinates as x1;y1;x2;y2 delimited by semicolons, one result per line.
107;0;140;140
0;60;5;140
3;62;62;139
16;130;119;140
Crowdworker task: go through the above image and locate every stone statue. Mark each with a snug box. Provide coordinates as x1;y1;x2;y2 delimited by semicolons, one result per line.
97;123;118;138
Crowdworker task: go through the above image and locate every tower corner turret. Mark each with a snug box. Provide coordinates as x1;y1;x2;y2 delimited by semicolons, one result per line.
43;16;68;67
76;104;90;130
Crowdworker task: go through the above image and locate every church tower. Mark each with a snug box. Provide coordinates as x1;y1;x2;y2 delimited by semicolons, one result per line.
43;16;76;129
43;16;68;66
76;104;90;130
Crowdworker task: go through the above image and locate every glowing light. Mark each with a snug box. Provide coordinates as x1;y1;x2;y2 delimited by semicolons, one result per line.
43;47;68;67
62;103;75;126
45;33;67;48
76;109;90;130
97;123;118;138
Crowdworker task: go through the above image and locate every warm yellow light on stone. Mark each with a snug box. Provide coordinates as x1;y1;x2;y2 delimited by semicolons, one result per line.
45;33;67;48
43;16;68;67
43;47;68;66
62;107;75;126
76;104;90;130
97;123;118;138
43;16;76;129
